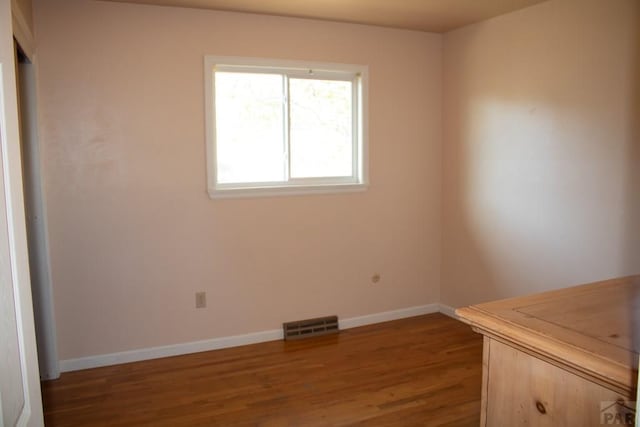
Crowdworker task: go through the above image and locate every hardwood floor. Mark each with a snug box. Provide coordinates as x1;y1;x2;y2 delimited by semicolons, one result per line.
42;313;483;426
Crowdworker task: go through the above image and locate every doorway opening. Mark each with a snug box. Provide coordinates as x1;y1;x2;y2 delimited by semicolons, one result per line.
15;41;59;380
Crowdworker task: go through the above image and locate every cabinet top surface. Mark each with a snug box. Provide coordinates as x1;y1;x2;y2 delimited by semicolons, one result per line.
456;276;639;392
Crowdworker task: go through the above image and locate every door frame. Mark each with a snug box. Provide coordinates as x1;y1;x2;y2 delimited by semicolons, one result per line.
0;0;44;424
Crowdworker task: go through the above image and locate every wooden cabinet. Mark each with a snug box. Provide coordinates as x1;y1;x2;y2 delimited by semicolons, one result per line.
457;276;639;426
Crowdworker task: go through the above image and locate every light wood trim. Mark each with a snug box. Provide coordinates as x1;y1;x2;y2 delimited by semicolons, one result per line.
480;335;490;427
479;328;633;397
460;307;635;395
457;276;639;396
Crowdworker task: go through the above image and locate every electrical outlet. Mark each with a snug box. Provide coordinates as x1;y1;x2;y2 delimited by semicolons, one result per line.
195;291;206;308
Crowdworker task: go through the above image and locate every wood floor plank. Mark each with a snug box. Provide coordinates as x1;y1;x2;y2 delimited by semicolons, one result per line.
42;313;482;426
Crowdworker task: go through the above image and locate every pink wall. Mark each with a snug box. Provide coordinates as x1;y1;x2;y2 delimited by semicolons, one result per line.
441;0;640;307
35;0;639;361
34;0;443;359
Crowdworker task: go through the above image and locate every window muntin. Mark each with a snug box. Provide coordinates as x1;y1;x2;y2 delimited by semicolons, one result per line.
205;57;368;198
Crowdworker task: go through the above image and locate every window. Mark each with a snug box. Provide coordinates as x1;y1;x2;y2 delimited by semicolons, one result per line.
204;56;368;198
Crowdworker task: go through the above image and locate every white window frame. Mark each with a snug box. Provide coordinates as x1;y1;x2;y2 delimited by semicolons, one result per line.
204;55;369;199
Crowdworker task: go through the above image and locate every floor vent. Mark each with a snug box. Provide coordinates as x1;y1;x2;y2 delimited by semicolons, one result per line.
283;315;339;340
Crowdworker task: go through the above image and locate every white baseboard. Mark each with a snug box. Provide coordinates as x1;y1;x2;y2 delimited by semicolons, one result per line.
60;303;453;372
438;303;458;319
339;303;440;329
59;329;283;372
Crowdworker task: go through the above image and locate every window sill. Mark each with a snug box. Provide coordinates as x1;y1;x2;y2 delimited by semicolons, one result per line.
208;182;369;199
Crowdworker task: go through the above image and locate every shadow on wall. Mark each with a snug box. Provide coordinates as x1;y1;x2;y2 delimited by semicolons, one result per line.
442;0;640;308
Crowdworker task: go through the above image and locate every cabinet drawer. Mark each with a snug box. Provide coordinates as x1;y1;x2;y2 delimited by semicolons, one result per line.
484;339;633;426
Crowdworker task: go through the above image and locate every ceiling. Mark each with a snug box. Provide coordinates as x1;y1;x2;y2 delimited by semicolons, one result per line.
103;0;547;33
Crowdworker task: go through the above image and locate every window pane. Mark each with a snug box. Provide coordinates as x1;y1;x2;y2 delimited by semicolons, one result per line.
215;72;285;183
289;78;353;178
